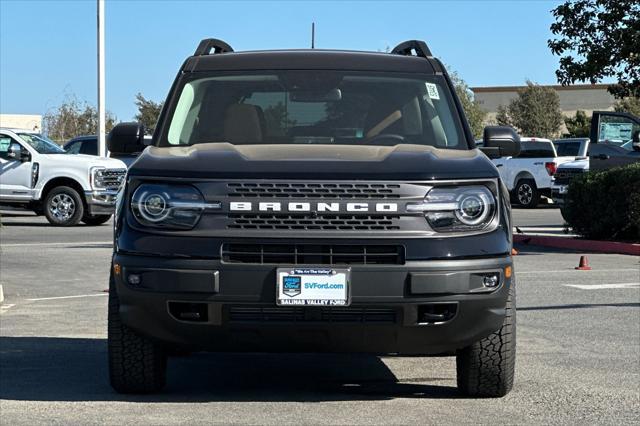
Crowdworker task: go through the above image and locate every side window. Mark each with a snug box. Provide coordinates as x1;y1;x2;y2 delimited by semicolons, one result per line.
0;136;18;160
599;115;640;151
80;140;97;155
66;141;81;154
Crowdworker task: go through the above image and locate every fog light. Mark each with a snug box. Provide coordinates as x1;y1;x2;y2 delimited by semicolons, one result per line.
482;274;499;288
127;274;141;286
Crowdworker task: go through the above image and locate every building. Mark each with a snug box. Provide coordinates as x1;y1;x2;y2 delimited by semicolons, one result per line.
471;83;616;124
0;114;43;131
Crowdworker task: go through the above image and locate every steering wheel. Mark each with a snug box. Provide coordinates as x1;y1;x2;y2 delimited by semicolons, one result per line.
365;133;405;146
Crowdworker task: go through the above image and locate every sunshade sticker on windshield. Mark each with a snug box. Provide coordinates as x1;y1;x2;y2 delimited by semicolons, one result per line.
425;83;440;100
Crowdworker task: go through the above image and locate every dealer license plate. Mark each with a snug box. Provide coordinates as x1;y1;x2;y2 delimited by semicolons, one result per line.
276;267;350;306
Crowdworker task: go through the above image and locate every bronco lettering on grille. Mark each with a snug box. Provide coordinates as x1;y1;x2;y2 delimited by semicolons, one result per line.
229;202;398;213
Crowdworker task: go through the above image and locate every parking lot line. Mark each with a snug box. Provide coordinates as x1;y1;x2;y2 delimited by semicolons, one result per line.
564;283;640;290
26;293;109;302
518;269;639;274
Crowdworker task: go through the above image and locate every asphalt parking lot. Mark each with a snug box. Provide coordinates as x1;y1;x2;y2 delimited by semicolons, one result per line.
0;209;638;424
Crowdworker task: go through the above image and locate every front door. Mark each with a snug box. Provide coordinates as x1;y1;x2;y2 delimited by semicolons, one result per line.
0;135;34;201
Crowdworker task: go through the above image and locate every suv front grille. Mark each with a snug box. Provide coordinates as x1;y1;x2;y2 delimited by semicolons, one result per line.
227;182;401;198
228;306;398;324
554;168;585;185
227;214;401;231
222;243;405;265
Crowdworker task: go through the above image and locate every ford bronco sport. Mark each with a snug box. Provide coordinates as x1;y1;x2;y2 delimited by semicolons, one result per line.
107;39;520;397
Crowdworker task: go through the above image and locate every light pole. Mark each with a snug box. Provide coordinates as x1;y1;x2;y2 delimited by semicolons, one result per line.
97;0;106;157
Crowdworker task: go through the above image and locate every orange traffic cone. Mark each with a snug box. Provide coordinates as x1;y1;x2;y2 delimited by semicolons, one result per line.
575;255;592;270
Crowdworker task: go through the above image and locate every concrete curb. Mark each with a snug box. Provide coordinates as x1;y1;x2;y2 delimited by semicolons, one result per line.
514;234;640;256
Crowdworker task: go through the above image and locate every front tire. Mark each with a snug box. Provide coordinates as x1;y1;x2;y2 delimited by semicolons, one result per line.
456;279;516;397
82;214;112;226
512;179;539;208
108;273;167;393
43;186;84;226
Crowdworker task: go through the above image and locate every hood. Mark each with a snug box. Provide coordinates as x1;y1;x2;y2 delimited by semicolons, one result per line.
128;143;498;180
40;154;127;169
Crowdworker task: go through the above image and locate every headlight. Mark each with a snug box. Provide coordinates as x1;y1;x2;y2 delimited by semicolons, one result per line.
131;184;210;229
407;185;497;233
90;166;106;189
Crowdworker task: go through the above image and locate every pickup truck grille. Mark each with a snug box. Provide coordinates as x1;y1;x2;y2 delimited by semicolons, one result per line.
222;243;405;265
554;168;585;185
227;214;401;231
227;182;402;199
228;306;398;324
100;169;127;190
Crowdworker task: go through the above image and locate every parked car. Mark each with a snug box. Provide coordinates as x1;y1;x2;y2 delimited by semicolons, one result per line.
492;137;575;208
0;128;127;225
64;134;146;167
105;38;519;397
552;111;640;210
553;137;589;158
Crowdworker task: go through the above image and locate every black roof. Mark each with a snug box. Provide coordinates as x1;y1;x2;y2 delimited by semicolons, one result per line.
184;39;442;74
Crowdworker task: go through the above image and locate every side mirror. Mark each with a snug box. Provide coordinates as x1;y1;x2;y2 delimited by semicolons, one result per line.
482;126;521;158
7;143;25;161
107;122;145;154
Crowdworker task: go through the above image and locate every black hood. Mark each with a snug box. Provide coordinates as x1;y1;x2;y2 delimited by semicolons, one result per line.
128;143;498;180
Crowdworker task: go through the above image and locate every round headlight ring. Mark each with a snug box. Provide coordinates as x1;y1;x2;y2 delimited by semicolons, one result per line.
138;191;170;223
455;190;492;226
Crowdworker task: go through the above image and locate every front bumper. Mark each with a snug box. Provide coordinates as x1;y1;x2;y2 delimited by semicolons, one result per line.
84;190;119;215
112;253;513;355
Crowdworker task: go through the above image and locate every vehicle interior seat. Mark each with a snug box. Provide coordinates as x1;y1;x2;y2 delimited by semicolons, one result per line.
223;103;265;144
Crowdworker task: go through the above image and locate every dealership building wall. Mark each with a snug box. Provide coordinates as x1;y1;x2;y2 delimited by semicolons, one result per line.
0;114;43;131
471;84;616;125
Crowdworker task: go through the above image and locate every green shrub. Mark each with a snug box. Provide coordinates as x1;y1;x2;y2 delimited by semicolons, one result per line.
564;163;640;241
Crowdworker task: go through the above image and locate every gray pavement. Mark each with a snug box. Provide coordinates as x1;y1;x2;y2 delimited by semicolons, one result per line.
0;210;639;424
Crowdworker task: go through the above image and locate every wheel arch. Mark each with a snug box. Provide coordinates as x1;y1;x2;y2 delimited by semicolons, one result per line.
512;171;536;188
40;177;86;206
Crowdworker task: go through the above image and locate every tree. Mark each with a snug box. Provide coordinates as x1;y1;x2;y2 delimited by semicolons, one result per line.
614;97;640;117
564;110;591;137
448;71;487;139
494;82;564;138
548;0;640;98
43;95;117;144
134;93;164;133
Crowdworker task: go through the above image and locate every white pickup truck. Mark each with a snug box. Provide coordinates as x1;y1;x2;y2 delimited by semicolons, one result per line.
0;128;127;226
492;137;575;208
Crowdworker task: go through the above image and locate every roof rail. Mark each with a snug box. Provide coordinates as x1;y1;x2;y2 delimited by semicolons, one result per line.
391;40;432;58
193;38;234;56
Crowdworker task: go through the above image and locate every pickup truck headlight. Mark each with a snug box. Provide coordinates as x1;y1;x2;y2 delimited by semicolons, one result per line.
407;185;497;233
131;184;207;229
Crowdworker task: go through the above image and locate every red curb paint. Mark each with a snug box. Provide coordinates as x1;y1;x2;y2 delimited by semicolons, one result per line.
514;234;640;256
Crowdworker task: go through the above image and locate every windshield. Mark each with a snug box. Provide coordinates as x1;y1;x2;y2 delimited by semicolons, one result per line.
162;71;468;149
18;133;66;154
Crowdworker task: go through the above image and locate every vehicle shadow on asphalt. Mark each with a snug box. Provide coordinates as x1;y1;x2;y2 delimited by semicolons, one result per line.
0;222;111;228
0;336;461;402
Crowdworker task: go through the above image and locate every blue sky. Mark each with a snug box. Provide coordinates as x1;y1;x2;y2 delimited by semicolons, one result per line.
1;0;577;122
